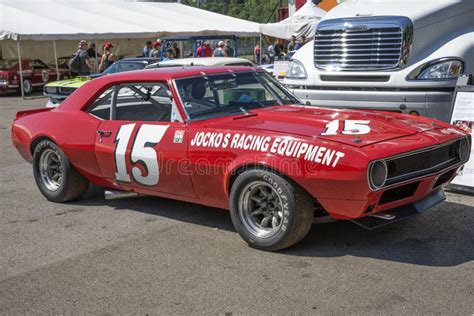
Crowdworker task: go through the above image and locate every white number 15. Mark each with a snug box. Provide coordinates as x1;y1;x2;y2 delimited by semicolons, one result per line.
115;123;169;186
321;120;371;136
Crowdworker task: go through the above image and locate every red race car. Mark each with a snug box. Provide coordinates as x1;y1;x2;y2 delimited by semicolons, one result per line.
0;59;70;95
11;66;470;251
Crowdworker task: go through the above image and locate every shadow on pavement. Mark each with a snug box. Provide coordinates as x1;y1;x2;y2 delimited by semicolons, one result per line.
72;185;474;267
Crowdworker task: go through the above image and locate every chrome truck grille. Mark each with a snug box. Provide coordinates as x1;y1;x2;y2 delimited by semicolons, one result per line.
314;16;413;71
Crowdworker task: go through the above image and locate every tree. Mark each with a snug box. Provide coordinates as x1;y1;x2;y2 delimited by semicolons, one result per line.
184;0;283;23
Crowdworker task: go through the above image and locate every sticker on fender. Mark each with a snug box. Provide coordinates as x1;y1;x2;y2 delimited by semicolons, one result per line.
190;132;345;168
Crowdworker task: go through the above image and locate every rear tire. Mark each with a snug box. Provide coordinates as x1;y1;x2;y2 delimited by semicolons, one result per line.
230;169;313;251
33;140;89;202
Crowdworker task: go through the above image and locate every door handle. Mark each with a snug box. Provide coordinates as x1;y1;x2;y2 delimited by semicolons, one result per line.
97;129;112;137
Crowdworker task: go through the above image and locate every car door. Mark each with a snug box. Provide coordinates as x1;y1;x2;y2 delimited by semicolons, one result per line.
90;82;196;198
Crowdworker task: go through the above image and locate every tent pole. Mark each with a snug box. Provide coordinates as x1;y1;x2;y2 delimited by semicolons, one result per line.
259;33;263;65
53;41;60;80
94;39;98;72
16;40;24;99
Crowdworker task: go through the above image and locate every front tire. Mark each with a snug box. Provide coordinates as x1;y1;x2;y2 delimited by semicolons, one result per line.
230;169;313;251
21;79;33;95
33;140;89;202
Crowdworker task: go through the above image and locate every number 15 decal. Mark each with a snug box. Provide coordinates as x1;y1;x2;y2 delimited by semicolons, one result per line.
321;120;371;136
114;123;169;186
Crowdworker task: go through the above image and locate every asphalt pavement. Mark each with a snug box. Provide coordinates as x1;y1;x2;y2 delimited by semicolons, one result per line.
0;94;473;315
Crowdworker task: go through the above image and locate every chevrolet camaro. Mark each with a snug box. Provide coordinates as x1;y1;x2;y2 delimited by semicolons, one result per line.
11;66;470;251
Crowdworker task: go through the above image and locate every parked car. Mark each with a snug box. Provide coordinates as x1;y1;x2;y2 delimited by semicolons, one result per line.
284;0;474;122
48;56;73;80
44;57;159;107
145;57;254;69
12;66;470;251
0;59;69;95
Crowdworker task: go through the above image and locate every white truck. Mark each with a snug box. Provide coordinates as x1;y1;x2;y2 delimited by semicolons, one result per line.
284;0;474;122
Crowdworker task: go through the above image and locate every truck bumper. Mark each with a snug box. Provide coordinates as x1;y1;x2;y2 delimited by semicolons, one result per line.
291;88;455;123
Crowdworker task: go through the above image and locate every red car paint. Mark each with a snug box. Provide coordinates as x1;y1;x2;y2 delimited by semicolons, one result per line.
11;66;470;220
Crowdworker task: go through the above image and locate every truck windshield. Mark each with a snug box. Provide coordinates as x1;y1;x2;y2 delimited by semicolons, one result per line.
175;71;302;121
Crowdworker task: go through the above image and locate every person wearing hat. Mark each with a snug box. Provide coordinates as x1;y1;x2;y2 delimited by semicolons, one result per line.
68;40;94;76
99;42;116;72
171;42;181;59
213;41;225;57
150;41;161;58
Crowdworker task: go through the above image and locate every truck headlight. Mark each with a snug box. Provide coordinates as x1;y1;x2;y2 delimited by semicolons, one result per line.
286;60;307;79
368;160;387;191
408;58;464;80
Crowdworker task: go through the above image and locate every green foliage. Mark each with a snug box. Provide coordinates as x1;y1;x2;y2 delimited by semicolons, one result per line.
185;0;282;23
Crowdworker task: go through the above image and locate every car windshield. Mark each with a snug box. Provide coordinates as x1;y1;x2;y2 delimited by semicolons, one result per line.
0;60;18;70
103;61;149;75
175;71;302;121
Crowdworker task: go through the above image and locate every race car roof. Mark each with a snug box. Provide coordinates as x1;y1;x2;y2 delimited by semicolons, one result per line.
63;66;262;111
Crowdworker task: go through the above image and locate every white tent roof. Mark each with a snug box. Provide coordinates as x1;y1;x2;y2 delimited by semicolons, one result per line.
0;0;260;41
259;1;326;40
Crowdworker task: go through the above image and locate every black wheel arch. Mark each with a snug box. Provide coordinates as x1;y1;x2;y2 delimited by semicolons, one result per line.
227;163;320;208
30;136;55;156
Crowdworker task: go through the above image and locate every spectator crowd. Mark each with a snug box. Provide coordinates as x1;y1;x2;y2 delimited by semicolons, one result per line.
68;34;307;76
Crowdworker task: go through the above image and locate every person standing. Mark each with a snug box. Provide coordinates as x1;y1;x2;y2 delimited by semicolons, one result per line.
267;43;275;64
99;42;116;72
224;40;235;57
87;43;101;59
295;35;307;50
213;41;226;57
274;40;281;60
143;41;152;57
287;35;297;53
149;41;161;58
254;43;261;64
172;42;181;59
68;40;94;76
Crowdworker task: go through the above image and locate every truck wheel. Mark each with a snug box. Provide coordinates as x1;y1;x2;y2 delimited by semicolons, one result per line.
20;79;33;95
230;169;314;251
33;140;89;202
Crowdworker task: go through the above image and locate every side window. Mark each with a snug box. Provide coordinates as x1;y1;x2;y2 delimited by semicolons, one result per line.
87;87;114;120
115;83;173;122
31;60;49;69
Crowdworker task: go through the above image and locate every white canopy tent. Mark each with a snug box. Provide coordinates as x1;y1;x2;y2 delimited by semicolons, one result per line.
259;0;326;40
0;0;260;40
0;0;260;97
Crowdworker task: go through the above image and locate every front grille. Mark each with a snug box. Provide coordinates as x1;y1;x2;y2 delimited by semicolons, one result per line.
384;138;467;186
58;87;76;95
314;16;413;71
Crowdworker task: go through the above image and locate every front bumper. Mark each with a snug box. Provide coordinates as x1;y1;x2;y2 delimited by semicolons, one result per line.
351;189;445;230
291;88;455;123
318;166;460;220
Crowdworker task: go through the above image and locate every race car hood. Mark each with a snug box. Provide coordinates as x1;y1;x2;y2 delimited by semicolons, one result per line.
209;106;444;147
45;76;90;88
